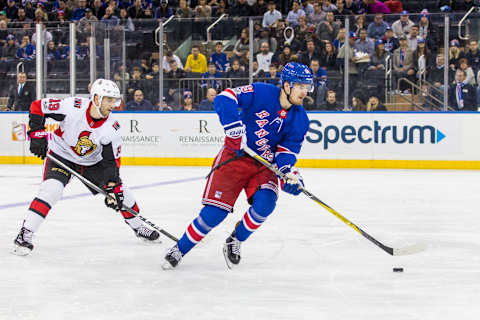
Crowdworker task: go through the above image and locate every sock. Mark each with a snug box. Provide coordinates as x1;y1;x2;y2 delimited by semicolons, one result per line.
23;197;52;232
235;207;267;241
235;189;277;242
177;205;228;255
122;203;142;229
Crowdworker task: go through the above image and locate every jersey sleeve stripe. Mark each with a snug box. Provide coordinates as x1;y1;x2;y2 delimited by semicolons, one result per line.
223;120;243;130
218;88;238;104
275;145;298;157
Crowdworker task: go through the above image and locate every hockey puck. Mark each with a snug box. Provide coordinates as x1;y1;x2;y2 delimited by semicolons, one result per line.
393;267;404;272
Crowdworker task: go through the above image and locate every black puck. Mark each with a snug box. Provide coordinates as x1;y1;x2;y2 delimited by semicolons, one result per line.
393;267;404;272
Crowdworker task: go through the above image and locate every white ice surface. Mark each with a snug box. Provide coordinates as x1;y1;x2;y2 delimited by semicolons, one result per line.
0;165;479;320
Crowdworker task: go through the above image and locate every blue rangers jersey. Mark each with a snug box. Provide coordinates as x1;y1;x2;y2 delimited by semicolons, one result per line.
214;82;309;173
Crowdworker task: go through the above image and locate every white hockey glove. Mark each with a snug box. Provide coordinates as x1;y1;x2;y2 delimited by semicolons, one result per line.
280;168;304;196
224;123;247;156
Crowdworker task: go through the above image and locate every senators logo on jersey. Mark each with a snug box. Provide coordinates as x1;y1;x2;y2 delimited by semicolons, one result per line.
71;131;97;156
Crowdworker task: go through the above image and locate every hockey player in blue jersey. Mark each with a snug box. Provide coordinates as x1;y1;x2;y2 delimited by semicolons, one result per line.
163;62;313;269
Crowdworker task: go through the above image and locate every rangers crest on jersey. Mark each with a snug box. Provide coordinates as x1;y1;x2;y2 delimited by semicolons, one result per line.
71;131;97;156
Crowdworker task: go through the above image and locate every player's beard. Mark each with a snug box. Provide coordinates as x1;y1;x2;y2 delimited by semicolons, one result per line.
98;104;113;118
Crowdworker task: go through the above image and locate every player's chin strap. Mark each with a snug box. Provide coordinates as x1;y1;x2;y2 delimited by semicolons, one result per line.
92;96;106;118
283;84;297;107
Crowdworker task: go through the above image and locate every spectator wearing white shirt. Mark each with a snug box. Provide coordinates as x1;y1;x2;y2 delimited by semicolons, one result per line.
31;23;52;45
391;10;414;39
407;25;420;51
256;42;274;73
286;1;305;27
163;51;184;72
262;1;282;28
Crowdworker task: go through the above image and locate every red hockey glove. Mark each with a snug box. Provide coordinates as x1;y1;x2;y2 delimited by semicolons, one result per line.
27;129;48;160
104;182;124;211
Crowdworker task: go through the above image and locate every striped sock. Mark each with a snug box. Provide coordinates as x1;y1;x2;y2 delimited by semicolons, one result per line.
122;203;143;230
177;216;212;255
235;207;267;242
23;198;52;232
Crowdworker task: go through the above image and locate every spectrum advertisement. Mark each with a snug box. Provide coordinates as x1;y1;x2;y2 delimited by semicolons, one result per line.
1;112;479;168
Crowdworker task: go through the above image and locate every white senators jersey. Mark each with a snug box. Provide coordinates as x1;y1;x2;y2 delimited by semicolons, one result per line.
38;97;122;166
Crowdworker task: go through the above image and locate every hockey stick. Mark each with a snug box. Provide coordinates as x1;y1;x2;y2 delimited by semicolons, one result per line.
205;153;243;178
46;153;179;243
243;146;425;256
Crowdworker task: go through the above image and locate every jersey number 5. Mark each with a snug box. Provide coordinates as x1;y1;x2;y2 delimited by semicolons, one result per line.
47;99;61;111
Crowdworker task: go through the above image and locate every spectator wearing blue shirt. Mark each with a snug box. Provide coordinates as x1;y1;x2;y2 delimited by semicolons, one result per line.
155;0;174;18
209;42;229;72
201;62;223;90
367;13;390;40
46;40;60;62
286;1;305;27
310;59;328;106
126;89;154;111
71;0;88;21
355;28;375;56
16;35;35;61
262;1;282;28
198;88;217;110
101;6;120;27
265;64;281;87
310;59;328;87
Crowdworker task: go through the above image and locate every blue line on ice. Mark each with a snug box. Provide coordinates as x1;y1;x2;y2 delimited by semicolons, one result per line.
0;176;204;211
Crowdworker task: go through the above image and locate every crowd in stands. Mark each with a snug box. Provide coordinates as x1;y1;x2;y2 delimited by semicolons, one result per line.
0;0;479;111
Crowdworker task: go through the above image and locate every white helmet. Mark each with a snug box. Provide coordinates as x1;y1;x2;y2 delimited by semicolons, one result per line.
90;79;121;117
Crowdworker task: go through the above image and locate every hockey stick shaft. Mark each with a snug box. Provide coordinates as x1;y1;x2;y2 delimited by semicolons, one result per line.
243;146;395;255
205;153;242;178
46;153;179;242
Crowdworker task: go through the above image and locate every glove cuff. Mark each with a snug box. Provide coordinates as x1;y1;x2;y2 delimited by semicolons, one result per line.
28;129;47;139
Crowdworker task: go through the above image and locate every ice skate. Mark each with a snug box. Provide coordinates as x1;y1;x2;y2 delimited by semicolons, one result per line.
12;227;34;256
223;233;241;269
162;244;183;270
133;225;161;243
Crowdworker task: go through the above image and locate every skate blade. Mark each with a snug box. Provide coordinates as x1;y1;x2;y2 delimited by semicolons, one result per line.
161;260;176;271
11;244;32;256
222;245;234;270
139;237;162;244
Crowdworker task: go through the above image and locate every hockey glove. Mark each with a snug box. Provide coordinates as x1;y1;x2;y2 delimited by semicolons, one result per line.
104;182;124;211
280;169;304;196
28;129;48;159
224;122;247;156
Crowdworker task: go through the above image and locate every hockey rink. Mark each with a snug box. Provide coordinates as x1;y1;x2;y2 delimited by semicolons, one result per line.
0;165;479;320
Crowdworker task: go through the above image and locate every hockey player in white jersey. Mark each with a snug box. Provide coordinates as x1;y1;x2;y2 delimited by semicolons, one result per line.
12;79;160;256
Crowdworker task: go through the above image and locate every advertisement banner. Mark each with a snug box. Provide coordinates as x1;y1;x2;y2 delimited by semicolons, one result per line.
304;113;469;160
1;112;480;169
115;113;225;160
